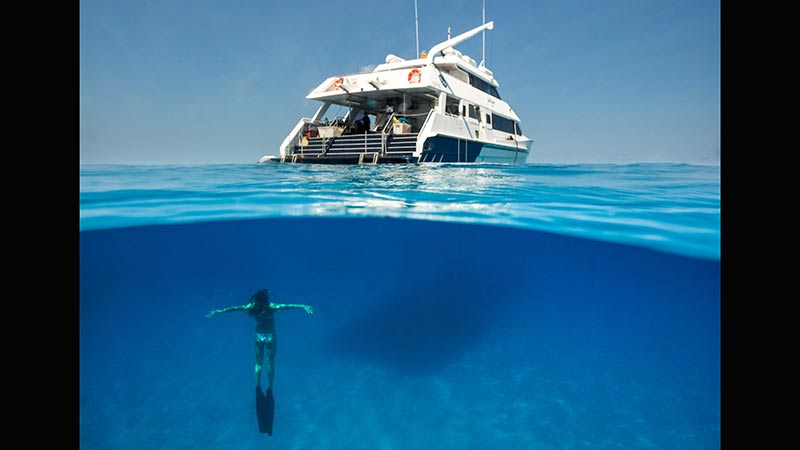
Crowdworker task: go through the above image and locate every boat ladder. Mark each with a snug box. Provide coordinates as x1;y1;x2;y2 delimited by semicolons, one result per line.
358;153;379;164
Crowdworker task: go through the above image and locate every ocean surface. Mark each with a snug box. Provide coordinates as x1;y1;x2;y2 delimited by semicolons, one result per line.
79;162;720;449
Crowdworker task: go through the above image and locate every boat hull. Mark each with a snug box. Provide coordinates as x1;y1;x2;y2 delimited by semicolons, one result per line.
420;135;530;164
273;135;530;165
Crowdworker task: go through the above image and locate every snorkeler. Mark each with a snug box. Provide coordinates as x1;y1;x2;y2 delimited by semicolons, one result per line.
206;288;314;435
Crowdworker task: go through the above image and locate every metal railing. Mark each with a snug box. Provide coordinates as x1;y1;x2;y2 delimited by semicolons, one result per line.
381;113;397;135
418;109;436;137
380;113;397;155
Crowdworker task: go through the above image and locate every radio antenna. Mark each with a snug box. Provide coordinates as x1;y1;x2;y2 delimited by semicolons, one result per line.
481;0;486;66
415;0;420;58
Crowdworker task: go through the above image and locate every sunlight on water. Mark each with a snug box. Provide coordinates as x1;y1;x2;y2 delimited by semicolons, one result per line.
80;163;719;259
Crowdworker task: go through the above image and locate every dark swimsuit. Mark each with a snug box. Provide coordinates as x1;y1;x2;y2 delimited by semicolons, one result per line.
252;306;275;345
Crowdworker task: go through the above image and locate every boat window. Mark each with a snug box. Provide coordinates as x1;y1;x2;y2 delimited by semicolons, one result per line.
468;75;489;94
468;74;502;100
514;122;523;136
485;113;492;126
468;104;478;120
492;114;515;134
445;96;460;116
461;104;467;117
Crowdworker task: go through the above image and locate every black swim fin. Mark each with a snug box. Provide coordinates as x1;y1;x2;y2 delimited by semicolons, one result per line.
255;386;275;435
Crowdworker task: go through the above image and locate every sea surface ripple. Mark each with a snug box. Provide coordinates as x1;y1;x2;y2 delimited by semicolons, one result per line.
79;162;720;260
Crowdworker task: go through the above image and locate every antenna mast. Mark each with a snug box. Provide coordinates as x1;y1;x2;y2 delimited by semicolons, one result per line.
481;0;486;66
415;0;420;58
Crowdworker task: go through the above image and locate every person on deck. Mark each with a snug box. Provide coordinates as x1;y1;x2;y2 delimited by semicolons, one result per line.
360;114;371;133
354;114;370;134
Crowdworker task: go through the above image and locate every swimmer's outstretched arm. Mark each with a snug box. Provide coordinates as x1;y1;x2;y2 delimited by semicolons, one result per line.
271;303;315;315
205;303;252;318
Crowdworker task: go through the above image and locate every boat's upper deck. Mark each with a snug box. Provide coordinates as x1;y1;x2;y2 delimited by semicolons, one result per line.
307;55;517;121
304;21;521;123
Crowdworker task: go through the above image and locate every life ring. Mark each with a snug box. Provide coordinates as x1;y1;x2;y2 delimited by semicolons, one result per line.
332;77;344;89
408;69;422;83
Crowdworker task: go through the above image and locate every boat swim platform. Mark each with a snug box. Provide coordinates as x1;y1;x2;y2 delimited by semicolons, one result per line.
282;132;419;164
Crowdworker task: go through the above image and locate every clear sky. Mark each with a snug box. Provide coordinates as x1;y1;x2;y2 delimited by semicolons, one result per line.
80;0;720;165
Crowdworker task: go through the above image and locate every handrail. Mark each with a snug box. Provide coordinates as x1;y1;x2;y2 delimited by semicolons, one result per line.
405;109;436;157
381;112;396;155
418;109;435;136
381;112;396;135
280;118;310;158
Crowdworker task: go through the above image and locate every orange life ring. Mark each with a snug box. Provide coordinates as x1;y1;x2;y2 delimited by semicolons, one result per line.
408;69;422;83
332;77;344;89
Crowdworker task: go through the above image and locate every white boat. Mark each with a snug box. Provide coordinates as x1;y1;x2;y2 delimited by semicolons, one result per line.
259;21;533;164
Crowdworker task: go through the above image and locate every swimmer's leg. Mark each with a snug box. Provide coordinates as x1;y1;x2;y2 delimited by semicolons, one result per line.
254;339;265;388
265;336;277;390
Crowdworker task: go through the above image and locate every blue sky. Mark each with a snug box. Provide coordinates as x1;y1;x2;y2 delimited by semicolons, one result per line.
80;0;720;165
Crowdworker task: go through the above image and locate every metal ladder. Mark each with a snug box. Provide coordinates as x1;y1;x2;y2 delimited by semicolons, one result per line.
358;153;379;164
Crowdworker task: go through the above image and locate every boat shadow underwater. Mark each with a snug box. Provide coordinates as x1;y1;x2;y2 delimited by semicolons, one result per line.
325;260;528;375
80;216;719;382
316;219;720;378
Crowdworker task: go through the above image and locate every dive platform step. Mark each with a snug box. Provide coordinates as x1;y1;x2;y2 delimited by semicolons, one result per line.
358;153;379;164
290;132;420;159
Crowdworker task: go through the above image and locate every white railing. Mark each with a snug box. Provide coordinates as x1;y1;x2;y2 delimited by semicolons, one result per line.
279;118;311;158
380;112;396;154
415;109;436;155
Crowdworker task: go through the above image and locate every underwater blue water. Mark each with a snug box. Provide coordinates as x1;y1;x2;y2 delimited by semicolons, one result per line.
79;163;720;449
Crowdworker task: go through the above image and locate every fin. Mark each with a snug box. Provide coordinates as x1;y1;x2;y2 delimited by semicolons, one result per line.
265;388;275;434
255;386;275;435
